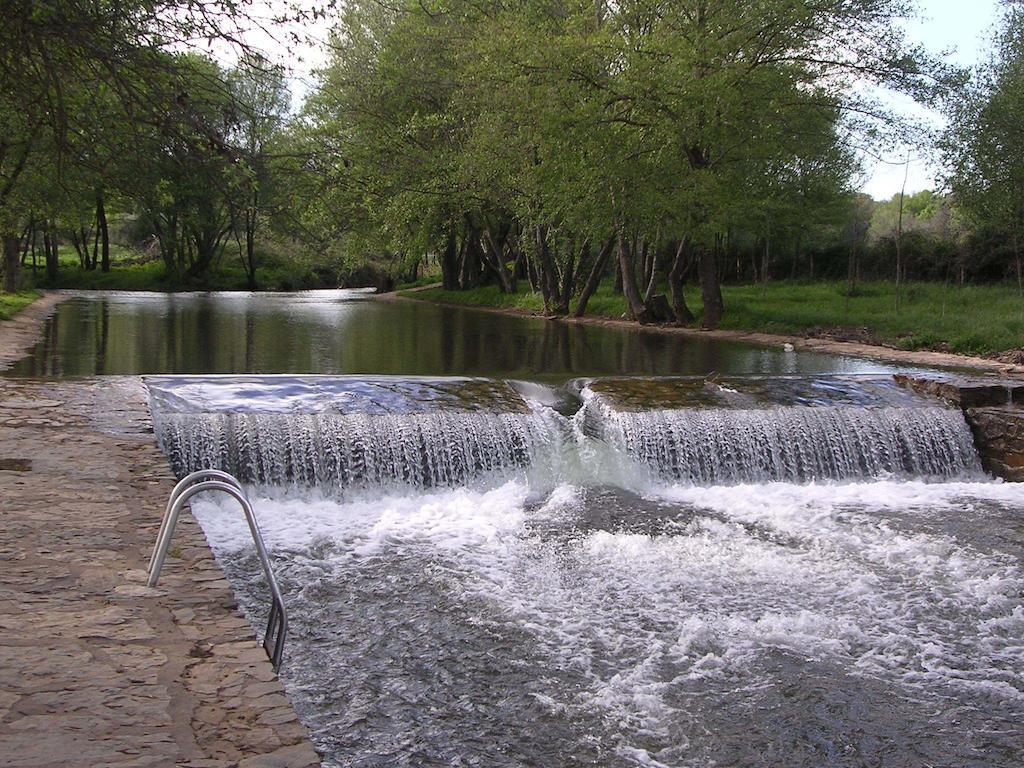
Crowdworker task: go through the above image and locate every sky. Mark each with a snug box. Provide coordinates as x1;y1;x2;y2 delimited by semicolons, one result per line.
860;0;1003;200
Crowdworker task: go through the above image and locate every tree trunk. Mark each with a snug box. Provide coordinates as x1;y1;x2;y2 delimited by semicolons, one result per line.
535;225;555;312
90;205;101;271
617;235;652;323
459;227;482;289
243;189;259;289
1014;230;1022;321
244;230;257;289
643;239;660;302
44;222;58;283
441;223;459;290
574;235;615;318
19;219;33;268
29;224;38;274
554;243;578;316
97;189;110;272
3;234;22;293
760;235;770;284
894;152;910;313
668;238;695;325
612;246;623;294
698;246;723;329
481;229;516;293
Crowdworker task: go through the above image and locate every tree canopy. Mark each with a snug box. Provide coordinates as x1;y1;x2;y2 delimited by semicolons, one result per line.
0;0;1021;332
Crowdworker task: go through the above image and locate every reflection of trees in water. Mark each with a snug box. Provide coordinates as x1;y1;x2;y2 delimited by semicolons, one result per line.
163;300;177;373
244;307;256;372
10;295;794;378
13;308;61;376
534;321;728;376
94;299;109;374
439;308;458;373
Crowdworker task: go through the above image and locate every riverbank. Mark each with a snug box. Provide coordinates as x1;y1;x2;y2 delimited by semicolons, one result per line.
391;284;1024;376
0;291;67;370
0;291;39;320
33;259;328;292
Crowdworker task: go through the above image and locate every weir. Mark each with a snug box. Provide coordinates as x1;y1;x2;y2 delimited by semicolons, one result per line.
156;410;558;488
148;374;987;489
586;402;981;484
144;374;1024;768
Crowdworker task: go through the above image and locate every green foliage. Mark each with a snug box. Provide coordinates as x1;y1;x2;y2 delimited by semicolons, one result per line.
943;3;1024;255
293;0;956;322
407;285;547;313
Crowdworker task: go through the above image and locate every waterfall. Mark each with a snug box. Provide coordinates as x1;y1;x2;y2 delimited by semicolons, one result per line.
588;401;983;484
149;375;986;491
155;410;561;490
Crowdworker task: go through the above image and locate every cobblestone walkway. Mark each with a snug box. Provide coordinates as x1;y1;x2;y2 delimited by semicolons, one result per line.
0;377;320;767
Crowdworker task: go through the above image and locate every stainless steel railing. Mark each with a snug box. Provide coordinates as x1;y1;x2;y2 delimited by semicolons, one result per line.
147;469;288;670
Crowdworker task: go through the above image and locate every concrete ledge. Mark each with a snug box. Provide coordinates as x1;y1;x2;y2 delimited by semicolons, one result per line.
0;377;321;767
893;372;1023;408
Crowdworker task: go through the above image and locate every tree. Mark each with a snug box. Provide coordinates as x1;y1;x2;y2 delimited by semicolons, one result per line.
227;53;291;288
300;0;952;326
943;1;1024;300
0;0;277;292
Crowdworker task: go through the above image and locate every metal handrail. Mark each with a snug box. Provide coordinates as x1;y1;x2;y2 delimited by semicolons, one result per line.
148;469;244;575
147;474;289;670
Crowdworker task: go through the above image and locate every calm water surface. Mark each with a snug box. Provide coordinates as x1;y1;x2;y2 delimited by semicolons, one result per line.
7;289;911;379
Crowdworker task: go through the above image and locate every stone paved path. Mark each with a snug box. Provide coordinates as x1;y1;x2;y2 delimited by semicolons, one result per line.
0;377;321;768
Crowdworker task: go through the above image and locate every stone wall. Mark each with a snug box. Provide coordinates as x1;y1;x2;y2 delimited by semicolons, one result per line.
895;373;1024;482
964;407;1024;482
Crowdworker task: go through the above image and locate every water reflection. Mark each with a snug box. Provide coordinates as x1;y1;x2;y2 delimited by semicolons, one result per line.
8;289;910;379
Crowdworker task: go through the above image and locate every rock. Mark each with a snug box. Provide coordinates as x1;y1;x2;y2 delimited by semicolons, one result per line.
0;377;317;767
966;406;1024;481
112;584;165;598
237;744;320;768
0;398;63;409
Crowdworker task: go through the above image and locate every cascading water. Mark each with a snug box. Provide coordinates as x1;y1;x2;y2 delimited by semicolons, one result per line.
156;409;560;489
584;398;983;484
151;375;985;491
149;375;572;492
149;374;1024;768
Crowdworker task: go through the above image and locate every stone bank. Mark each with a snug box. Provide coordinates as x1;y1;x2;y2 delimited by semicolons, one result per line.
0;377;320;767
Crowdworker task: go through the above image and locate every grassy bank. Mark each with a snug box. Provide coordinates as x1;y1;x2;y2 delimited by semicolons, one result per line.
402;281;1024;357
0;291;40;320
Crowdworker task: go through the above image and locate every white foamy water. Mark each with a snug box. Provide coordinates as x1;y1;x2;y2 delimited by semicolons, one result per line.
192;478;1024;767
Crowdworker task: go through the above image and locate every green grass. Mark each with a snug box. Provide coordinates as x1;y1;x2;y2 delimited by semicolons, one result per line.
0;290;40;320
403;280;1024;357
394;273;444;291
407;284;547;312
53;243;143;268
